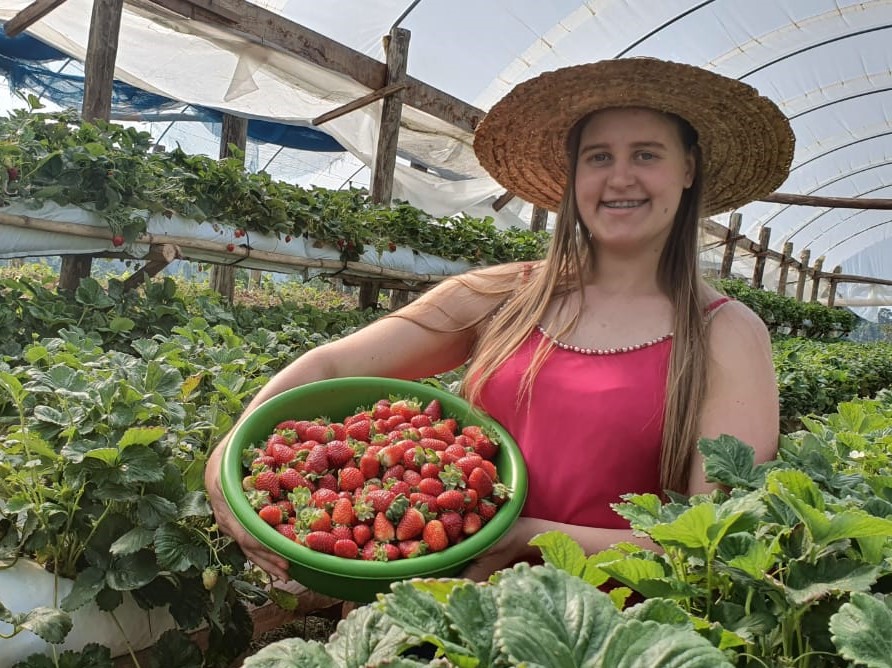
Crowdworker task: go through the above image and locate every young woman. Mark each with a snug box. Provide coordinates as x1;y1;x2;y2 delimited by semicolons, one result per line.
205;57;795;583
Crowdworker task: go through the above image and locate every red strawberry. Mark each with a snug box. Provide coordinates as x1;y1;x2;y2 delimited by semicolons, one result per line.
441;418;459;434
419;437;448;452
390;399;420;421
329;423;347;441
366;489;396;513
338;467;365;492
422;399;442;421
305;531;336;554
346;420;372;441
276;500;294;517
440;511;464;544
456;454;484;478
478;499;498;522
402;469;422;488
380;543;400;561
304;444;329;474
254;471;281;499
372;400;392;419
373;512;395;542
383;465;406;483
410;414;432;428
332;498;356;526
396;507;426;541
307;509;332;533
464;488;479;512
432;423;455;444
333;538;359;559
436;489;466;512
420;462;442;479
388;480;411;498
352;523;372;547
278;468;310;492
422;520;449;552
331;525;354;541
311;488;339;509
442;444;467;464
398;540;427;558
326;440;354;467
402;446;426;471
304;424;333;443
409;492;438;513
463;512;483;536
379;444;407;468
275;523;296;540
418;477;444;497
359;453;381;479
473;438;499;461
468;467;494;498
317;473;339;491
276;420;300;432
258;505;283;525
226;242;235;252
480;459;499;482
361;541;384;561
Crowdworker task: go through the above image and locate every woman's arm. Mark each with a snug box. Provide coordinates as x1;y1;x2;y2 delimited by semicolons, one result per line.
687;301;779;496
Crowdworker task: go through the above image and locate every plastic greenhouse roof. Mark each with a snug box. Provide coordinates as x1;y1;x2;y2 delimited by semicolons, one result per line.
1;0;891;290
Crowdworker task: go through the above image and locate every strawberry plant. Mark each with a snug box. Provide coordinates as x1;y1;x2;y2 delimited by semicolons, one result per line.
241;563;734;667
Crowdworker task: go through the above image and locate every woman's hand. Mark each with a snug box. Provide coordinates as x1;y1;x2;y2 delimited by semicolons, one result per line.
205;443;291;582
461;517;541;582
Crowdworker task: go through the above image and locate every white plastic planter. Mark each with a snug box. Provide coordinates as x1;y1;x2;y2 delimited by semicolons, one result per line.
0;560;176;668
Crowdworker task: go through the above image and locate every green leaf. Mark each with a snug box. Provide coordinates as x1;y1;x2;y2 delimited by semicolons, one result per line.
529;531;587;576
85;447;120;465
108;316;135;333
109;526;156;555
148;630;204;668
649;503;715;552
177;491;211;519
327;604;414;667
785;559;880;606
611;493;665;532
381;581;471;660
830;592;892;668
154;524;209;572
55;644;113;668
623;598;690;626
596;619;735;667
699;434;771;489
496;564;621;668
61;566;106;612
445;582;499;666
118;445;165;483
106;551;160;591
8;606;73;644
118;426;166;449
241;638;333;667
137;494;178;528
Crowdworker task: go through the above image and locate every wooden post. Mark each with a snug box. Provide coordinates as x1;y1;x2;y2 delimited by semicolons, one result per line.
364;26;409;311
776;241;794;296
121;244;179;291
530;206;548;232
719;212;742;278
827;265;843;308
795;249;811;301
809;256;825;303
209;113;248;302
58;0;124;292
751;226;771;289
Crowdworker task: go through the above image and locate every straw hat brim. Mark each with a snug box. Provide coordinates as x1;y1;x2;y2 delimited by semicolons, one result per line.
473;59;795;217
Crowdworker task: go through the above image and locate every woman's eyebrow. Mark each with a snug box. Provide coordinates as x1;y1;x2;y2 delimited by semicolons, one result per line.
579;140;668;152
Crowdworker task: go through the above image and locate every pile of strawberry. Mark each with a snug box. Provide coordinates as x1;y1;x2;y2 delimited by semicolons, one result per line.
243;396;511;561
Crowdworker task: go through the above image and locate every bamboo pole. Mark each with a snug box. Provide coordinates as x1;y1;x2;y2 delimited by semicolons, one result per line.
530;206;548;232
0;212;454;285
826;265;843;308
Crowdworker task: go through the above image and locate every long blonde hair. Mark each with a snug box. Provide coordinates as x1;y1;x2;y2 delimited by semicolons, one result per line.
462;112;708;494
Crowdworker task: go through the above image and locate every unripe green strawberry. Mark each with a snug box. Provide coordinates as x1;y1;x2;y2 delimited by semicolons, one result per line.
202;567;218;590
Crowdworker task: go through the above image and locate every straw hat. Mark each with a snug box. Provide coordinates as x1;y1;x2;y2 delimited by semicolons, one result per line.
473;58;795;217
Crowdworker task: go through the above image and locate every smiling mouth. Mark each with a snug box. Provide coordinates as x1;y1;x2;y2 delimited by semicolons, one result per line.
601;199;648;209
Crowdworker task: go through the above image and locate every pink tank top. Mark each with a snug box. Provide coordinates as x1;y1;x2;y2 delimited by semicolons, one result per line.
478;297;731;529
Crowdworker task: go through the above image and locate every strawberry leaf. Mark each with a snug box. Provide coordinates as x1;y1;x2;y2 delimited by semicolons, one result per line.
327;604;413;667
379;581;469;661
106;551;160;591
147;629;203;668
118;446;165;484
0;601;72;644
241;638;333;667
60;566;105;612
597;619;735;667
117;426;166;449
444;581;499;666
137;493;178;528
785;558;880;606
154;524;209;572
830;592;892;668
699;434;774;489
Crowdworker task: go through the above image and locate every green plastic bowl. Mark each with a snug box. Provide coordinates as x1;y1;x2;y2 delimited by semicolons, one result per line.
221;377;528;603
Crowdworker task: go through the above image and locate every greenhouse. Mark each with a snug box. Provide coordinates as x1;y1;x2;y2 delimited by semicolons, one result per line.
1;1;892;667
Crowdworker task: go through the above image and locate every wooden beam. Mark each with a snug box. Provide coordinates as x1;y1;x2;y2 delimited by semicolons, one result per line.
121;243;180;291
762;192;892;210
492;191;515;212
59;0;125;293
776;241;794;296
210;113;248;303
809;255;825;303
530;206;548;232
719;212;742;278
312;83;408;126
751;226;771;289
143;0;484;134
795;249;811;302
826;265;843;308
370;28;408;206
152;0;239;23
3;0;69;37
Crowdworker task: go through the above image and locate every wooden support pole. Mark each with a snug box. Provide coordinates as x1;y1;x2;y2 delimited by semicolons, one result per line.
751;226;771;289
719;212;742;279
827;265;843;309
210;113;248;303
364;27;409;311
530;206;548;233
121;244;180;291
492;191;515;212
776;241;794;296
3;0;69;37
809;256;825;303
312;82;408;126
795;249;811;302
58;0;124;293
761;192;892;210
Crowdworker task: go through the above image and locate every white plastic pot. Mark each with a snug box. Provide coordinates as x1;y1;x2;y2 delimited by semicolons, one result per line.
0;560;177;667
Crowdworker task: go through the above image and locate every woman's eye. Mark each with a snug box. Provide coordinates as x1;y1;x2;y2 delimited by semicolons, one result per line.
589;153;609;163
637;151;656;161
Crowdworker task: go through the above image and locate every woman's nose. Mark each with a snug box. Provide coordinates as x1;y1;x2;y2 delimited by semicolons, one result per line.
606;159;635;187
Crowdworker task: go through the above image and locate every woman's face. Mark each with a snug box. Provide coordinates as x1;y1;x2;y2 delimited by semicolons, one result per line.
574;107;695;256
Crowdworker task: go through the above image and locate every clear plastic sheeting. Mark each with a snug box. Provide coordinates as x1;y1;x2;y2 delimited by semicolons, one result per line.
1;0;891;313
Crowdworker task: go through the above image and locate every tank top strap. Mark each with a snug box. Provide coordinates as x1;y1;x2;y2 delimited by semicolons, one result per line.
704;296;734;321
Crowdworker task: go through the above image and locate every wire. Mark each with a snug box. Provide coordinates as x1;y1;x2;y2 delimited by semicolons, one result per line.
391;0;423;31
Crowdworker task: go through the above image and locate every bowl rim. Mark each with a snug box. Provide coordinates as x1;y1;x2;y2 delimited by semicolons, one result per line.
221;376;528;580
